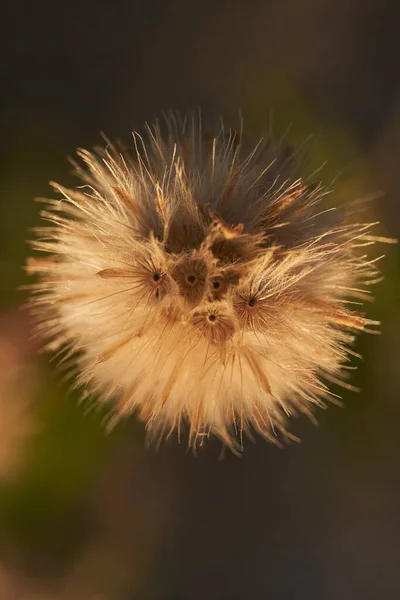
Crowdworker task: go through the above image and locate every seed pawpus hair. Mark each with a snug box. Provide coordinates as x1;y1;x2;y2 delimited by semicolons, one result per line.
26;113;394;453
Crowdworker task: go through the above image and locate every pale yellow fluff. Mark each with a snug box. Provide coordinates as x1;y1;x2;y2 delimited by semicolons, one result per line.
27;114;393;452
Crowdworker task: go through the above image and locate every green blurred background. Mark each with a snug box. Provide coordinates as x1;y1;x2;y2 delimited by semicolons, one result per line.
0;0;399;598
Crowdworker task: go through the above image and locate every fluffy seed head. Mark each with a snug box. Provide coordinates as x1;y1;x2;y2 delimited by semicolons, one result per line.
26;114;394;452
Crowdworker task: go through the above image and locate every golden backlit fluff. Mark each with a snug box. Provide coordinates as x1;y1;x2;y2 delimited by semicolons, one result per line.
26;114;394;452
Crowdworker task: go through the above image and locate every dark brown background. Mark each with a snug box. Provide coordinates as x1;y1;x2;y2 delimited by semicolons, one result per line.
0;1;399;598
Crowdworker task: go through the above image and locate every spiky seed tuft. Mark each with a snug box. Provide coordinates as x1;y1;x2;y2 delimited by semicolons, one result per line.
26;113;395;452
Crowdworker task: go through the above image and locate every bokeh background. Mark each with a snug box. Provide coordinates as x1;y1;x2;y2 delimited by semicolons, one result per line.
1;0;400;598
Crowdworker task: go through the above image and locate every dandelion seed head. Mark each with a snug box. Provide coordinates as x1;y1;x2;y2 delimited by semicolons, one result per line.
26;113;394;452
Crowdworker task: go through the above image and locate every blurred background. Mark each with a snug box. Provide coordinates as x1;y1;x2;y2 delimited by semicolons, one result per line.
1;0;399;598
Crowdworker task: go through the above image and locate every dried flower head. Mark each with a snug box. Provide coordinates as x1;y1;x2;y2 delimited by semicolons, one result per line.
27;114;394;452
